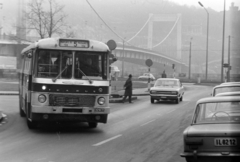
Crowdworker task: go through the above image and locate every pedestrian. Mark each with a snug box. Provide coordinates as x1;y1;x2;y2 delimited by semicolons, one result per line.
162;70;167;78
122;74;133;103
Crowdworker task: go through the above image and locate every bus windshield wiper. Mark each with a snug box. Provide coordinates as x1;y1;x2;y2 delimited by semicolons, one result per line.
52;65;68;82
76;68;93;84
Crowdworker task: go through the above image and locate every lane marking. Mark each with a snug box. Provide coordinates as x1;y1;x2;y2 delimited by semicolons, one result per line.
140;119;156;126
92;134;122;146
165;109;176;114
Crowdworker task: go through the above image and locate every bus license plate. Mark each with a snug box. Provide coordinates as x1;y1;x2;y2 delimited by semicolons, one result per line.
94;108;104;112
214;138;237;146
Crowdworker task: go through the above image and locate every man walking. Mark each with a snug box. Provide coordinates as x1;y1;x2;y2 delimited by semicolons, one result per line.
122;74;133;103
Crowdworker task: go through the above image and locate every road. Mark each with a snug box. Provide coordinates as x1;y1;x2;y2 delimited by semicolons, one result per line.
0;85;211;162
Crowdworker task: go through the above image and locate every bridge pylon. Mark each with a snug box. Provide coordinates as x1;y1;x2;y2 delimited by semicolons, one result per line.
147;13;182;60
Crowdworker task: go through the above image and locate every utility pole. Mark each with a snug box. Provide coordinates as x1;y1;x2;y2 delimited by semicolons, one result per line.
221;0;226;82
227;35;231;82
121;39;125;78
189;37;192;80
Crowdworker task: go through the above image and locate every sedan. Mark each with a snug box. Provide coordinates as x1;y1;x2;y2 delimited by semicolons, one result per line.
138;73;155;81
211;84;240;96
181;96;240;162
150;78;184;104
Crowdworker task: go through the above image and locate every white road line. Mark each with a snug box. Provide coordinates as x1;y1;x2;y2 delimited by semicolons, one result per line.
165;109;176;114
140;119;156;126
92;134;122;146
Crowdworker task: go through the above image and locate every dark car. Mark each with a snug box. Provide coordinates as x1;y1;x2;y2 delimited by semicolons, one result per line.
180;96;240;162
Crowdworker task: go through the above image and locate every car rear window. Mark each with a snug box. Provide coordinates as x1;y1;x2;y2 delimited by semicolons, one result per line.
194;101;240;124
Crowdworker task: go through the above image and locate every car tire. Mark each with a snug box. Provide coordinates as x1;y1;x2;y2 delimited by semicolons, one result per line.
175;98;179;104
19;96;25;117
151;98;154;104
88;122;98;128
180;96;183;102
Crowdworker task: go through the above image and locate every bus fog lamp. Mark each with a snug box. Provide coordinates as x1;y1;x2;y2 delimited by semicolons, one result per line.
38;94;47;103
97;97;105;105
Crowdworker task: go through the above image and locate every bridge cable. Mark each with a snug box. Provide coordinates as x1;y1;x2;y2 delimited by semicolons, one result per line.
86;0;133;46
152;15;180;49
126;14;153;43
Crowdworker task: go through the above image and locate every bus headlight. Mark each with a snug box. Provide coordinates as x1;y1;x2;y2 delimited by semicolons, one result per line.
97;97;105;105
38;94;47;103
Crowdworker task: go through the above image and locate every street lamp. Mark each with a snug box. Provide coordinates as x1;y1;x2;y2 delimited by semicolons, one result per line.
189;37;193;80
221;0;226;82
198;1;209;81
121;38;125;78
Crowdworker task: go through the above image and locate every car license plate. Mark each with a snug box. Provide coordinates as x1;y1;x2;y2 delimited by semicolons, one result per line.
214;138;237;146
94;108;104;112
161;97;167;98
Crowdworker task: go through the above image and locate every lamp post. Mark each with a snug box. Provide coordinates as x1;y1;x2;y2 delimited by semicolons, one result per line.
189;37;193;80
198;1;209;81
121;39;125;78
221;0;226;82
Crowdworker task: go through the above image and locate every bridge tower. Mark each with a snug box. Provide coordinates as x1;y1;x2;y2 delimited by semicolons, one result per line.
147;14;182;60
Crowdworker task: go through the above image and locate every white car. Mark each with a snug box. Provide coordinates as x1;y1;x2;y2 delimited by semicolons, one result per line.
138;73;155;81
211;84;240;96
150;78;184;104
181;96;240;161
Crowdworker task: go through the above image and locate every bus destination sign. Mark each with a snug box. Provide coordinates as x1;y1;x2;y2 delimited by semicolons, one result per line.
59;39;89;48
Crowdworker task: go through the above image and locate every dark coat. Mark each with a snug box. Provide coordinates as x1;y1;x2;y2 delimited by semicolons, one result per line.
124;78;132;96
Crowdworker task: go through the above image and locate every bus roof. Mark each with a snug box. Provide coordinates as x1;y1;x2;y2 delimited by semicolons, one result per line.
21;37;110;54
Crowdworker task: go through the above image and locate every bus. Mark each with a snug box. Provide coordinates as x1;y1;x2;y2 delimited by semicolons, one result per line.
19;38;116;129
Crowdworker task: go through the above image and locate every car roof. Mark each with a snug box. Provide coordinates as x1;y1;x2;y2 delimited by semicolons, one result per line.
215;91;240;97
220;82;240;85
197;96;240;104
156;78;179;81
213;84;240;88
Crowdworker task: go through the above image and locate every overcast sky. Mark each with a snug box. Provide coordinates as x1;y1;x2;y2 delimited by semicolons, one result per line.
169;0;240;11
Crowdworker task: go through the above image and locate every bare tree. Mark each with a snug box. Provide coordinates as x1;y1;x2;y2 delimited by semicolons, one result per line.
26;0;67;38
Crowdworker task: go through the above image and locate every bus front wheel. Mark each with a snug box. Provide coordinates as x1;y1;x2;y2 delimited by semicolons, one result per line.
88;122;98;128
27;119;38;129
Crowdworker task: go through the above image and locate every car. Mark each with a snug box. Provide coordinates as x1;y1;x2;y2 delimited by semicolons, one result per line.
138;73;155;81
181;96;240;162
149;78;184;104
220;82;240;85
211;84;240;96
215;91;240;97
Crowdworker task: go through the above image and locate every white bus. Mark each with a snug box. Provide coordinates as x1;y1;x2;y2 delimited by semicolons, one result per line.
19;38;116;129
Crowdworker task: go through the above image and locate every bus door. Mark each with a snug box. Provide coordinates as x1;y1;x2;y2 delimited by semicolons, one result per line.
22;52;32;118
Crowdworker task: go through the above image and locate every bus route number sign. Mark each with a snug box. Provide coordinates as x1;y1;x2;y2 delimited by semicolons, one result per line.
59;39;89;48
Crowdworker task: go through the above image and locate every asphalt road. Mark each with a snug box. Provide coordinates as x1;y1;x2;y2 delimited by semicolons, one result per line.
0;85;212;162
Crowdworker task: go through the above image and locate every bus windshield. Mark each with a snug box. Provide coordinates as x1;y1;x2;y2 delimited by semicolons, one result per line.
36;50;107;80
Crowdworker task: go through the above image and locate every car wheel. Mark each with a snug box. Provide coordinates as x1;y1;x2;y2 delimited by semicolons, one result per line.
185;157;193;162
180;96;183;102
19;96;25;117
175;98;179;104
88;122;98;128
151;98;154;104
27;119;38;129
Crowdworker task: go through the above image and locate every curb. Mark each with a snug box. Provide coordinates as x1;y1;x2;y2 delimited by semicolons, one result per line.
110;96;138;103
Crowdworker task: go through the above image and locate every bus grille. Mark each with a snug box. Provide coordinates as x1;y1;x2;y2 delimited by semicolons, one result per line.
49;94;95;107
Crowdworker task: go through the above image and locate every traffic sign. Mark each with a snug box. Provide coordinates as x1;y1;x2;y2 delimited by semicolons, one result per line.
107;40;117;50
223;63;229;67
145;59;153;67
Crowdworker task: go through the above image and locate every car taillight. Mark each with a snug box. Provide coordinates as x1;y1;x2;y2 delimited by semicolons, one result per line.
185;138;203;145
